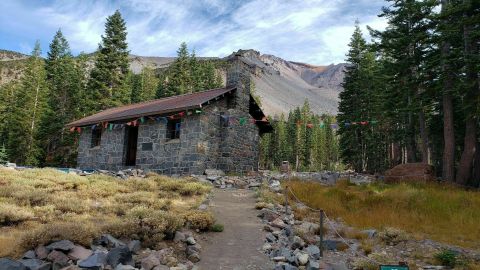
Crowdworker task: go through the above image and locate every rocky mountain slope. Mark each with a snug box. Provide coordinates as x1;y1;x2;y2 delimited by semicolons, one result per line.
0;49;345;115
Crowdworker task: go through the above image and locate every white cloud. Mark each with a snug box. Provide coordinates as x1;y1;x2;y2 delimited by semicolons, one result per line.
1;0;387;65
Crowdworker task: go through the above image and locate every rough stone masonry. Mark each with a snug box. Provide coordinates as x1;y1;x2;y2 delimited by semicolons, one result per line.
75;54;269;175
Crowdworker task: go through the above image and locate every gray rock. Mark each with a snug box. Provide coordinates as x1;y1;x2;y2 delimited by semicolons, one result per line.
331;262;349;270
141;254;160;270
46;240;75;251
47;250;69;264
78;251;107;269
34;263;52;270
262;243;272;251
106;246;133;267
271;218;286;229
185;236;196;245
152;266;169;270
35;246;49;260
266;233;277;242
296;222;320;235
0;258;28;270
198;204;208;211
186;244;201;255
204;169;225;176
284;265;299;270
18;259;43;270
115;264;137;270
127;240;141;254
174;231;186;243
22;251;36;260
187;252;201;263
291;236;305;250
306;260;320;270
96;234;125;248
68;245;92;261
322;240;342;251
305;245;320;260
361;229;377;238
296;252;309;266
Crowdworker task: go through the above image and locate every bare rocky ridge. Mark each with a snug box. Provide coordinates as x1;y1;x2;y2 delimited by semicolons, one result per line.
0;49;345;116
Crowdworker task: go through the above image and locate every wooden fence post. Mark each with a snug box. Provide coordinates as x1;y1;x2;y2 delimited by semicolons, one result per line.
284;185;288;215
319;210;324;257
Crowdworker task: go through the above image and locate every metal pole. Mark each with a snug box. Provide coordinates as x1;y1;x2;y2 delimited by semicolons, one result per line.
319;210;324;257
284;185;288;215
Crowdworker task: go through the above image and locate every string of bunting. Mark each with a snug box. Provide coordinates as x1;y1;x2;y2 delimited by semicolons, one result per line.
69;109;271;133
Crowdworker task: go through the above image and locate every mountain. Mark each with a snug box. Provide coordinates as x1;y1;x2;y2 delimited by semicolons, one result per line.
0;49;345;116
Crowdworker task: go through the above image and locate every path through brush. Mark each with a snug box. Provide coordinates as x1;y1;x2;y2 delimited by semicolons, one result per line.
196;188;274;270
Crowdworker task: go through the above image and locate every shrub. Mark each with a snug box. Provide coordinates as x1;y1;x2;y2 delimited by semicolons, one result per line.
360;239;374;255
211;223;224;232
255;202;268;209
184;210;215;231
0;203;34;225
378;227;408;245
20;221;99;249
434;249;459;267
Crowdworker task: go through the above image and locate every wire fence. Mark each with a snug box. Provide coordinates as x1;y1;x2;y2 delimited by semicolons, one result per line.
285;185;379;264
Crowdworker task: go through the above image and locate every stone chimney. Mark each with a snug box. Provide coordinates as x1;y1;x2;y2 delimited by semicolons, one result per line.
226;52;251;110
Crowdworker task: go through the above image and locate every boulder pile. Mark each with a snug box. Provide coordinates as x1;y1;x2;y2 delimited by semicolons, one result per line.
0;233;202;270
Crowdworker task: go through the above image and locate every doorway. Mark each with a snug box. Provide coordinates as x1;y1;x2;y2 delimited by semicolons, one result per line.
125;126;138;166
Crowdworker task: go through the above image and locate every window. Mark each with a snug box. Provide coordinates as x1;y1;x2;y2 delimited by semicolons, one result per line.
91;127;102;148
220;113;230;127
166;118;181;140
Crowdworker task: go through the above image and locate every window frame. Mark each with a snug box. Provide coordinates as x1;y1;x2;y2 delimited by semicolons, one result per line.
166;118;181;140
91;127;102;148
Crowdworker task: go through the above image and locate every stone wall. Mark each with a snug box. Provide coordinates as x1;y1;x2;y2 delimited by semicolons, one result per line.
76;56;262;174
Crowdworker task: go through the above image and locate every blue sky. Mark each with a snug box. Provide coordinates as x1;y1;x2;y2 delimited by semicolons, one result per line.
0;0;387;65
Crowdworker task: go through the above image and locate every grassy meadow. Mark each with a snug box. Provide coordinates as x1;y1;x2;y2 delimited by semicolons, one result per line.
285;179;480;250
0;168;213;257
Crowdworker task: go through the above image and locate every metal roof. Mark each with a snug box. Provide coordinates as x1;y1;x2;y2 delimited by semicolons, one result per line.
67;87;236;127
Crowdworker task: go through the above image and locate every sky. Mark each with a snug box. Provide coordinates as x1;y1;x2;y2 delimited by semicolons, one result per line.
0;0;387;65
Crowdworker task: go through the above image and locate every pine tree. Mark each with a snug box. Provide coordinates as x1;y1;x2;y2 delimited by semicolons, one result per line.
8;41;48;165
40;30;85;166
86;10;130;112
130;68;159;102
0;143;7;164
168;42;191;95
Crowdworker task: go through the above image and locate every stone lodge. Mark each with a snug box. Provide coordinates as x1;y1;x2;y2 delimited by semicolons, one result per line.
67;55;272;174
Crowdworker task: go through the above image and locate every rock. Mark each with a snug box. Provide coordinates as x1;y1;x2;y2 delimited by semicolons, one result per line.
306;260;320;270
271;218;286;229
58;265;81;270
141;254;160;270
95;234;125;248
284;265;299;270
107;246;133;267
68;245;92;261
163;256;177;267
185;236;196;245
273;256;286;262
361;229;377;238
305;245;320;260
114;264;137;270
78;251;107;269
248;182;262;188
291;236;305;250
331;262;349;270
187;252;201;263
385;163;436;183
46;240;75;251
35;263;52;270
35;246;49;260
296;253;309;266
174;231;186;243
266;233;277;242
18;259;43;270
0;258;28;270
234;179;248;189
127;240;141;254
198;204;208;211
22;251;36;260
262;243;272;251
152;266;169;270
296;222;320;235
47;250;70;264
186;244;201;255
204;169;225;176
322;240;342;251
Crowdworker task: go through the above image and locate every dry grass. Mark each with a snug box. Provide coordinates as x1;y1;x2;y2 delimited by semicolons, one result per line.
285;179;480;250
0;168;212;257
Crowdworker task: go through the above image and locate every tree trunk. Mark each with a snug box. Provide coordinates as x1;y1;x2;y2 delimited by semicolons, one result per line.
418;109;429;163
456;117;477;185
456;1;479;185
471;141;480;187
441;0;456;182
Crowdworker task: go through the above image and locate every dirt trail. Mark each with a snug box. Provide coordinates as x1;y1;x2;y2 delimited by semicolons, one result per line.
197;188;274;270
